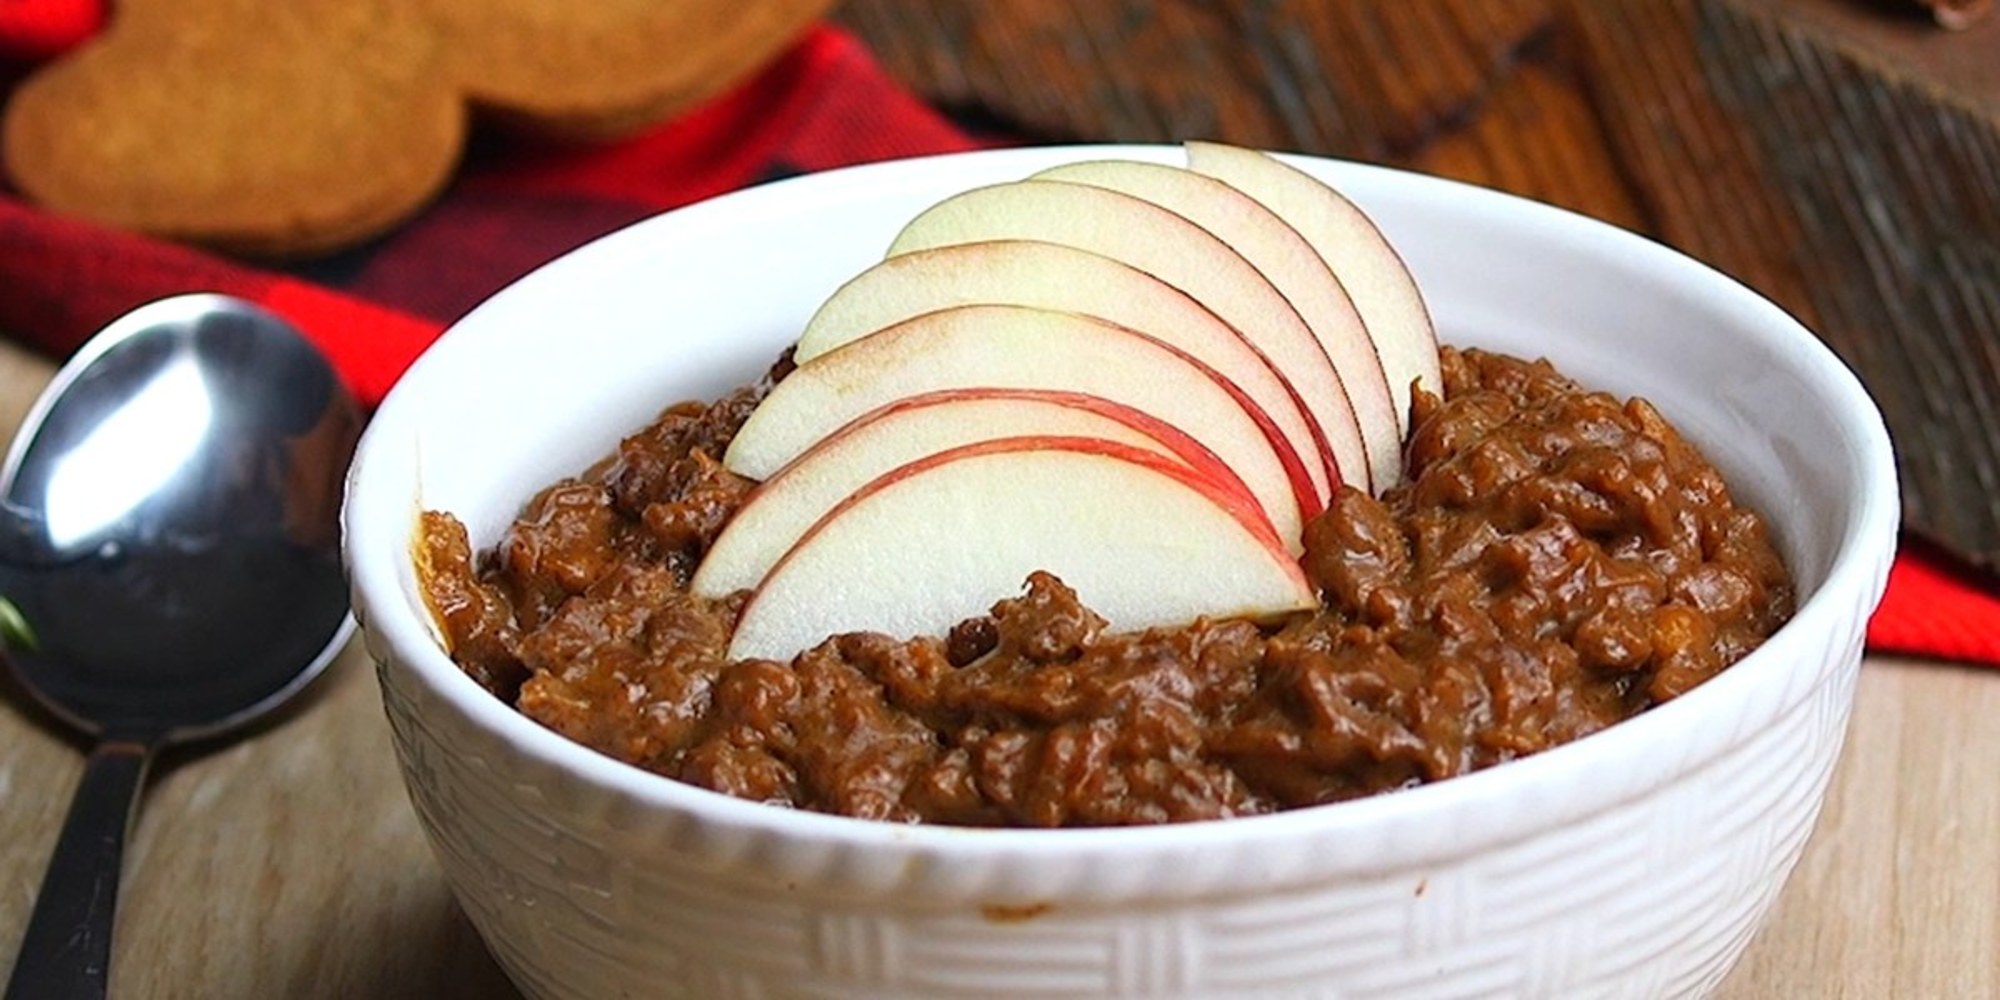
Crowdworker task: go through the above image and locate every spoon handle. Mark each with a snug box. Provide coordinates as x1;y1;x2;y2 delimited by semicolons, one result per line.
5;740;153;1000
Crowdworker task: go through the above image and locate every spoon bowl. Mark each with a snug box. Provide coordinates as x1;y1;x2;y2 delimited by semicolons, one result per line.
0;293;359;998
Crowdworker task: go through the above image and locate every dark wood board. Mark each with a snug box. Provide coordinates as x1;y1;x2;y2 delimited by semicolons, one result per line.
834;0;2000;576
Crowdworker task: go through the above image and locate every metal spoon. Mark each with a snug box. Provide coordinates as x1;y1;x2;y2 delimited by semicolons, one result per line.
0;294;360;999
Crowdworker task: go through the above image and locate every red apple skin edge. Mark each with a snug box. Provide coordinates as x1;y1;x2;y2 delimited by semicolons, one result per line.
794;238;1350;500
747;387;1265;515
1028;161;1375;494
1099;316;1327;521
885;182;1365;504
754;434;1304;597
1185;141;1441;444
725;304;1311;551
693;388;1284;599
727;436;1319;661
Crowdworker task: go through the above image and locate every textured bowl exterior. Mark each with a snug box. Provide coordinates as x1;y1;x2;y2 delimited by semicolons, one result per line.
344;146;1899;999
365;610;1871;999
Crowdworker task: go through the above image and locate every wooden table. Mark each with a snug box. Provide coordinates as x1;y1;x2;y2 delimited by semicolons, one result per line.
4;0;1999;995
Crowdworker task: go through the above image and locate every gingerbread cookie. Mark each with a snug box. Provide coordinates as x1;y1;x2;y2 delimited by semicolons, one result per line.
432;0;834;140
1;0;831;257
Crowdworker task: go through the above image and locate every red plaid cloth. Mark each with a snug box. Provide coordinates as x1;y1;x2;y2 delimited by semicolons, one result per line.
0;24;975;404
1;8;1994;665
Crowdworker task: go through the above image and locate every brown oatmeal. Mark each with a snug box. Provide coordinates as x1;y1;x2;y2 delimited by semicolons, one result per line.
419;347;1792;826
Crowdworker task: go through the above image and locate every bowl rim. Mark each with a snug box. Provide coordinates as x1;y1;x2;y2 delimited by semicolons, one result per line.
344;144;1898;865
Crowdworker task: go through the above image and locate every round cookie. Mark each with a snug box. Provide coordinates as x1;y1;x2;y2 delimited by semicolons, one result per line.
3;0;461;257
0;0;833;257
430;0;835;140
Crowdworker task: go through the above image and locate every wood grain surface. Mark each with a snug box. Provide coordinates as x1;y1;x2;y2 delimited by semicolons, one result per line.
838;0;2000;577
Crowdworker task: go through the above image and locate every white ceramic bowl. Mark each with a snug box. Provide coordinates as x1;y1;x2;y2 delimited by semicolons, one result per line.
343;146;1897;999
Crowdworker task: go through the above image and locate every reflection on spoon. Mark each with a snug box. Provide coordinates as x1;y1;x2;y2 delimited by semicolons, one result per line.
42;345;213;550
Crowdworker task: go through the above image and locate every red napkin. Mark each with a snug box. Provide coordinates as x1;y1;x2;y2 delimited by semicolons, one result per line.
1;6;1994;665
0;0;99;61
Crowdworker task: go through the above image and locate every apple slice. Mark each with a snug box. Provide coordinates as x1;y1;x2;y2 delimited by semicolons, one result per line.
1185;141;1441;442
1032;159;1400;491
885;179;1365;498
692;388;1260;598
727;438;1316;663
794;239;1333;503
724;304;1313;548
